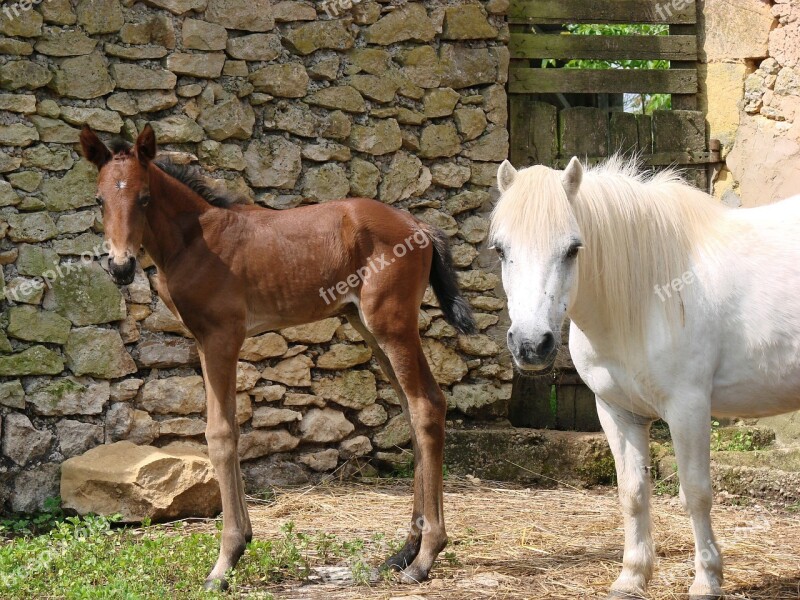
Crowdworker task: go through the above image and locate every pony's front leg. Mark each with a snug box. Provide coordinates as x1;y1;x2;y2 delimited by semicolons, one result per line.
596;397;655;599
668;403;723;599
197;331;249;592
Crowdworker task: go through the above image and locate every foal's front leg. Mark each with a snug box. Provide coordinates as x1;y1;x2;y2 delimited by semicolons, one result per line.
197;331;249;591
596;397;655;599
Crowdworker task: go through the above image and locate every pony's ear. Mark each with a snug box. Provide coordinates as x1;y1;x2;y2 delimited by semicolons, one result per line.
134;123;157;165
562;156;583;200
80;125;112;170
497;160;517;193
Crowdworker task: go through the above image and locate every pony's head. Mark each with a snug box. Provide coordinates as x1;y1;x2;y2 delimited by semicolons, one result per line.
490;158;584;372
80;124;157;285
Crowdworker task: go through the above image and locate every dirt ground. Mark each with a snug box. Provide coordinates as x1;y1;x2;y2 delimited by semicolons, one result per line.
205;479;800;600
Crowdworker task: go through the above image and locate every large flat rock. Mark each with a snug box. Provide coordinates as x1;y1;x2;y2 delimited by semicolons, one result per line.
61;441;221;522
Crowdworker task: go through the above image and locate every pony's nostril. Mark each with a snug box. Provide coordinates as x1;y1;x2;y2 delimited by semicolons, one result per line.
536;332;555;357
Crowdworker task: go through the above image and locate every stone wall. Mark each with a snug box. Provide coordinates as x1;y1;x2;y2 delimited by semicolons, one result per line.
699;0;800;440
0;0;512;512
701;0;800;205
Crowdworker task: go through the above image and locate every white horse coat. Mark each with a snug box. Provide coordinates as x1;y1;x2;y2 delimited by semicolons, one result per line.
490;156;800;599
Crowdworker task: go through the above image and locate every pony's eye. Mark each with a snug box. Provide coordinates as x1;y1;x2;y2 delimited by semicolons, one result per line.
491;245;505;260
138;195;150;208
96;195;104;206
565;244;583;260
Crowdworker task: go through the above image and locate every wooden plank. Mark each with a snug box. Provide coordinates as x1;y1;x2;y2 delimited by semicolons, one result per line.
551;150;720;168
670;23;699;110
509;68;697;94
652;109;705;152
509;33;697;61
556;386;576;430
610;112;639;155
572;385;602;432
560;107;608;158
509;0;696;25
637;114;653;155
530;101;559;166
509;95;532;167
508;373;556;429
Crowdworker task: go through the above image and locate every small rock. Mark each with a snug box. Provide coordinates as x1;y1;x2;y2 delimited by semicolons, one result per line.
139;376;205;415
299;408;354;443
373;414;411;449
65;327;137;378
313;370;377;409
27;377;109;416
340;435;373;458
358;404;388;427
299;448;339;472
252;407;301;428
56;419;104;457
239;429;299;460
261;355;313;387
3;412;54;465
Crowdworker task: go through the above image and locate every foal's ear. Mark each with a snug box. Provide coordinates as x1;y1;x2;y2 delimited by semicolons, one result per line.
134;123;157;165
562;156;583;200
80;125;112;170
497;160;517;193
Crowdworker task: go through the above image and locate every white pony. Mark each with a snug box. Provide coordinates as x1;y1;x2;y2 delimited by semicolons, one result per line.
490;156;800;599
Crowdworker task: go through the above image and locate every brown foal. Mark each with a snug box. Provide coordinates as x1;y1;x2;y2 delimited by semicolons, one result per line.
80;124;476;590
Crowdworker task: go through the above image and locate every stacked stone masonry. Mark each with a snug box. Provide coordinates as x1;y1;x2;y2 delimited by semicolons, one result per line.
0;0;512;512
701;0;800;206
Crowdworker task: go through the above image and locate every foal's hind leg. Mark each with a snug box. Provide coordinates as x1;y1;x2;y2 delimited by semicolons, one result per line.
355;307;448;583
345;311;423;570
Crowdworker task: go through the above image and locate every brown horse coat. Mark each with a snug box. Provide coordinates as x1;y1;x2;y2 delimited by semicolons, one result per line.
80;124;475;590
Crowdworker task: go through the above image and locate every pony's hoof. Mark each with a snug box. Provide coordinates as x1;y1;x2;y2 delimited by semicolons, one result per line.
203;578;229;592
398;565;428;585
689;596;723;600
607;591;645;599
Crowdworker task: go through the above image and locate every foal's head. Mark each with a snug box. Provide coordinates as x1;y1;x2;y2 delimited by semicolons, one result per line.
80;125;157;285
490;158;584;372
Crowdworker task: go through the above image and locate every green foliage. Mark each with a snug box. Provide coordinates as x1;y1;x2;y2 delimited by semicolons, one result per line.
0;496;65;538
710;421;756;452
542;24;672;115
653;469;680;497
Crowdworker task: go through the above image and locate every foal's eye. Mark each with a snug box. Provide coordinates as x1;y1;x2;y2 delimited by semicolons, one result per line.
138;195;150;208
96;195;104;206
491;245;505;260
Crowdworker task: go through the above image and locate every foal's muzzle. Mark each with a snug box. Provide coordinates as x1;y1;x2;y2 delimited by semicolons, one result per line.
109;256;136;286
508;330;558;372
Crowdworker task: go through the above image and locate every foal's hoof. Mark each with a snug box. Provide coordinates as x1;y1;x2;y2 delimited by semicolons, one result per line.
397;565;429;585
382;541;421;572
203;578;229;592
688;596;724;600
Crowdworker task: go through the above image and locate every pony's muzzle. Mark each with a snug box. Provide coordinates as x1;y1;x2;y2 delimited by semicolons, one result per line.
508;329;558;371
109;255;136;286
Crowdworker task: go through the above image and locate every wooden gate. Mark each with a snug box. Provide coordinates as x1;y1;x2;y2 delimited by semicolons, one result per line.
505;0;721;431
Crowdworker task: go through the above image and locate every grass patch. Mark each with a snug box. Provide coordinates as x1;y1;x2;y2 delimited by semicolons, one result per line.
0;503;384;599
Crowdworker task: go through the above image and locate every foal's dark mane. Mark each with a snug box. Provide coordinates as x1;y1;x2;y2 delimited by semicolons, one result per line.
108;138;247;209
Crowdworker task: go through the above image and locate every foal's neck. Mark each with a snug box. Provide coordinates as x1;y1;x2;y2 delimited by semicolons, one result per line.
142;162;211;270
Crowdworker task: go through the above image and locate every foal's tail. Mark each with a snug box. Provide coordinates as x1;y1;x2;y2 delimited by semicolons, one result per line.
423;226;477;335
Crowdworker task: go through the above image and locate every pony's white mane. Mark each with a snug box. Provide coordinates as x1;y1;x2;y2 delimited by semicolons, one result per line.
491;156;730;359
